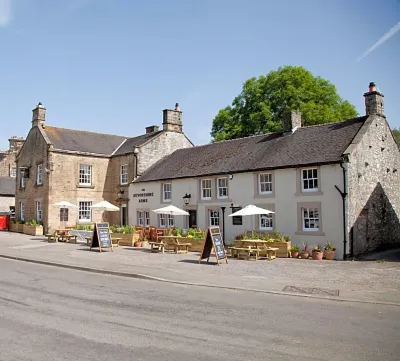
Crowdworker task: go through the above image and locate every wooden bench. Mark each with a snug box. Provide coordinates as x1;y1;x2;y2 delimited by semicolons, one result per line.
257;246;279;260
111;237;121;247
174;240;192;254
45;233;57;243
149;241;165;253
230;246;259;260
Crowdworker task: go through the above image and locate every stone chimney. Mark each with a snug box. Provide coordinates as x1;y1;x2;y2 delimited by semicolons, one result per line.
145;125;159;134
364;82;385;117
32;102;46;128
8;136;25;153
162;103;183;133
283;111;302;133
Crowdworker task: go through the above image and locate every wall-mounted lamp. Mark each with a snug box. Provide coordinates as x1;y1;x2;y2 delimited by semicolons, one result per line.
183;193;191;205
228;174;234;180
117;189;125;198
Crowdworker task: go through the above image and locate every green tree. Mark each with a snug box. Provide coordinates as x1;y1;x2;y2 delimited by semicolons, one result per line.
392;128;400;148
211;66;358;141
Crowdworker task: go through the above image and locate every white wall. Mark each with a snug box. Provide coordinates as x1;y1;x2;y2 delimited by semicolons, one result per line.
129;164;345;258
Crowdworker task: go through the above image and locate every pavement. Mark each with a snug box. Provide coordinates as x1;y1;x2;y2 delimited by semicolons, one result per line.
0;231;400;305
1;258;399;361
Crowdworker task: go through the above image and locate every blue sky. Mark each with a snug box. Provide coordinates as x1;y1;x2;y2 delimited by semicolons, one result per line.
0;0;399;149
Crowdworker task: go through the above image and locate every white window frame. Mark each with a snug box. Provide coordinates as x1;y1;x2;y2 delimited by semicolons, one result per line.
137;211;144;226
301;168;318;192
201;179;212;200
120;164;128;185
259;213;273;230
36;164;43;185
302;207;320;232
162;183;172;202
137;210;150;226
217;177;228;199
10;167;16;177
259;173;272;194
159;214;174;228
78;201;92;222
20;202;24;221
209;210;220;226
36;201;42;222
79;164;92;185
20;175;25;188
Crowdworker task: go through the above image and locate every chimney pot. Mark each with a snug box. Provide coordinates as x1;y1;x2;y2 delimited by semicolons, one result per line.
364;82;384;117
175;103;180;111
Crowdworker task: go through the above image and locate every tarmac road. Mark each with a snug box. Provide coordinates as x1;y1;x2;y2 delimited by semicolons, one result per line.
0;258;399;361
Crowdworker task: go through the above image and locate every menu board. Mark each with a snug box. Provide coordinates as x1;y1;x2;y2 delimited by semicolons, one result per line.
90;222;113;252
198;226;228;265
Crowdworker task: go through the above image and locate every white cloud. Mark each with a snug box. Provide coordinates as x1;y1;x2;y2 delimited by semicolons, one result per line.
358;21;400;61
0;0;11;26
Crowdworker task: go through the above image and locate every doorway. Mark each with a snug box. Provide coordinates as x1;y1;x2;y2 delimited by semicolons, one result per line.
121;204;128;226
188;210;197;228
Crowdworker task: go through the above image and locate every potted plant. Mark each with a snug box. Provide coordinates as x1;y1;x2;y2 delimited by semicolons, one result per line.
299;243;309;259
324;241;336;260
134;236;145;248
290;244;300;258
311;245;324;260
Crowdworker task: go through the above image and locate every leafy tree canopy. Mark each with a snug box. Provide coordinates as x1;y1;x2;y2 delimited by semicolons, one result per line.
211;66;358;141
392;128;400;148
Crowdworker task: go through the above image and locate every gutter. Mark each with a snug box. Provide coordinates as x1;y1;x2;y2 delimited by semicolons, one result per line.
335;155;349;260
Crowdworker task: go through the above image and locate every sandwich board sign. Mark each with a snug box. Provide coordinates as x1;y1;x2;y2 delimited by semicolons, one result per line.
90;222;113;252
198;226;228;265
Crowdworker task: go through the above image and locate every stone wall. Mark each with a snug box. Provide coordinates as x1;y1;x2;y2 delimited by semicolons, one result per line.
15;127;49;226
347;115;400;255
46;152;111;232
137;131;193;176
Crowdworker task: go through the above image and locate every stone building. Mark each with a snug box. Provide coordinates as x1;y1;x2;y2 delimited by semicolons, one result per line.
0;176;16;214
15;102;193;232
0;137;25;178
130;82;400;259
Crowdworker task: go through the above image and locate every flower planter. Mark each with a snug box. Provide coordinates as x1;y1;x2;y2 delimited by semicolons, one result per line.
299;251;309;259
134;241;143;247
291;251;299;258
112;232;140;247
9;223;19;233
23;224;44;236
266;241;291;258
17;224;24;233
324;250;336;260
312;251;323;260
186;238;205;252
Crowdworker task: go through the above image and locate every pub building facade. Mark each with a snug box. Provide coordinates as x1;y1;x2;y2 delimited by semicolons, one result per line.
15;102;193;233
129;84;400;259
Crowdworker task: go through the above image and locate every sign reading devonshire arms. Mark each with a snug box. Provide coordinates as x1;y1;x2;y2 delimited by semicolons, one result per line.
133;191;154;203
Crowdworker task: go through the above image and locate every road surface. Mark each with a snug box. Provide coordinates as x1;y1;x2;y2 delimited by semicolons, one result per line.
0;258;399;360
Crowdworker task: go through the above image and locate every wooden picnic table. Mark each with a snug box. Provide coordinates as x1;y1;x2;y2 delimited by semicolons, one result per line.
149;236;192;254
229;240;279;260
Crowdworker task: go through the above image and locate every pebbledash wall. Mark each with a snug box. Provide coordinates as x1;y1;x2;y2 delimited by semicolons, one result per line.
129;164;345;257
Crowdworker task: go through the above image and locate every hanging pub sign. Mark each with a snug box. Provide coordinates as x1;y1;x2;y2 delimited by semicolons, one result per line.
90;222;113;252
198;226;228;265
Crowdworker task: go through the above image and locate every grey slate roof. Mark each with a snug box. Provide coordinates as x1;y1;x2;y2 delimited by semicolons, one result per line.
44;126;127;155
113;131;163;156
135;116;368;183
0;177;16;196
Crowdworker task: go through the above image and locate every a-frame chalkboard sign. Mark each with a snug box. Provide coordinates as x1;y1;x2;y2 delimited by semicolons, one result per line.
198;226;228;265
90;222;113;252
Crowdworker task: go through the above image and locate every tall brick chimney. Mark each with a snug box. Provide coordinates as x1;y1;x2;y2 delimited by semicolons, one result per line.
162;103;183;133
32;102;46;128
364;82;385;117
283;111;302;133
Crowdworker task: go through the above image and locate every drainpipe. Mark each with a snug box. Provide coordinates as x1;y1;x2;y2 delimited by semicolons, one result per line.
221;206;226;246
335;156;349;260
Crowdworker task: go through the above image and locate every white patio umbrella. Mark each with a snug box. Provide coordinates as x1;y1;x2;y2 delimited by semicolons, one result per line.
53;201;79;229
228;204;275;236
90;200;120;221
152;205;189;230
